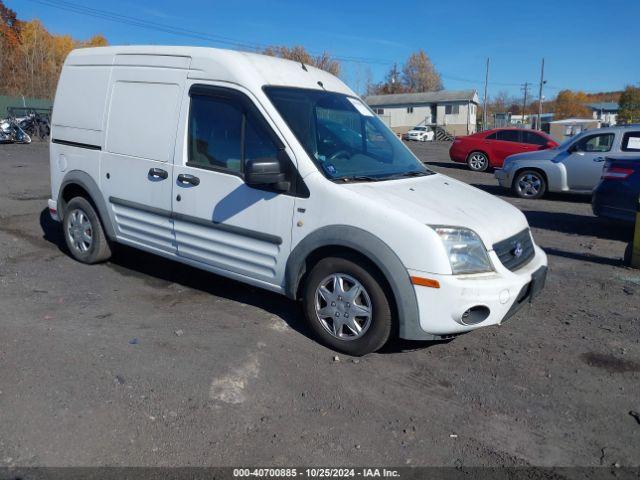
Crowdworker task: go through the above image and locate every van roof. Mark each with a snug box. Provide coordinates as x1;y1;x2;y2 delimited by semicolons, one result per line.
65;45;352;96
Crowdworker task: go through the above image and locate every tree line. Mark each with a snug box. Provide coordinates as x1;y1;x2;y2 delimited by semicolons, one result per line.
0;1;107;98
482;86;640;123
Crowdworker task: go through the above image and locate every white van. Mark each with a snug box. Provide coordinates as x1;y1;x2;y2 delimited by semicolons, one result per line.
48;46;547;355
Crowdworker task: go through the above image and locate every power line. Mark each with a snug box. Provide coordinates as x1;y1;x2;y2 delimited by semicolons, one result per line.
27;0;261;50
25;0;393;65
23;0;555;93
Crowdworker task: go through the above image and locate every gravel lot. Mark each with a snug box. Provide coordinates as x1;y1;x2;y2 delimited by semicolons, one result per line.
0;140;638;468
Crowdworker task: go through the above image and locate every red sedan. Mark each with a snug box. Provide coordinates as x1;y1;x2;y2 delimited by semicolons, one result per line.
449;128;559;171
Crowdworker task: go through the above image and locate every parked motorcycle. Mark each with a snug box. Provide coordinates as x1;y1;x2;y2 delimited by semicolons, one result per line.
20;113;50;140
0;117;32;144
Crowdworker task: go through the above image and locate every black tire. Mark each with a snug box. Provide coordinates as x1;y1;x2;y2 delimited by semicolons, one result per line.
467;151;490;172
302;254;393;356
624;242;633;266
512;169;547;199
63;197;111;264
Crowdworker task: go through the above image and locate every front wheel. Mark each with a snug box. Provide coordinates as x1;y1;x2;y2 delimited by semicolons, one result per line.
467;151;489;171
302;255;393;356
512;170;547;199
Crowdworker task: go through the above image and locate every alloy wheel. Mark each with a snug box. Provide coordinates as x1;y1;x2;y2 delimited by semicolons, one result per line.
66;208;93;253
517;173;543;197
468;153;488;171
314;273;372;340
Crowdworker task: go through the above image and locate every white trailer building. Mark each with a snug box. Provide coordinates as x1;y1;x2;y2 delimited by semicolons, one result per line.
365;90;479;137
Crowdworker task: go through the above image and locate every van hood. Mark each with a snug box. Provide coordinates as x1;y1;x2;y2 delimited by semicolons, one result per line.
343;174;529;247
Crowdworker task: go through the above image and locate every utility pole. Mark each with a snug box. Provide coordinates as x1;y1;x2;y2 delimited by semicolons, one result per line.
482;57;489;131
390;63;399;92
521;82;530;126
537;59;545;131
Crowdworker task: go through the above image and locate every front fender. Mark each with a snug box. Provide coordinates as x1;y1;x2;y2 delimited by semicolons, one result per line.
526;161;565;191
511;161;564;191
285;225;433;340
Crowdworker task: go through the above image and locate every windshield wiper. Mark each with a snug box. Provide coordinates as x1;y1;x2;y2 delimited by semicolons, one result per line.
384;170;431;180
335;175;382;183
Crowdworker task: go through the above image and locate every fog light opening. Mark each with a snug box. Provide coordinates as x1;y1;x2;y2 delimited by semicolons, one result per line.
460;306;490;325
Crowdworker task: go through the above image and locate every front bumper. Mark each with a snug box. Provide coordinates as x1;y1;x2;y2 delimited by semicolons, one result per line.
406;245;548;337
495;168;513;188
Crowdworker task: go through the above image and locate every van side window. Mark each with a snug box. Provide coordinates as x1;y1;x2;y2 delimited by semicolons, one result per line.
189;96;243;172
188;94;280;174
244;114;280;163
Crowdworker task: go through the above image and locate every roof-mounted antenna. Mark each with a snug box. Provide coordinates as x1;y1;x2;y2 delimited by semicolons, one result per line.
301;62;308;72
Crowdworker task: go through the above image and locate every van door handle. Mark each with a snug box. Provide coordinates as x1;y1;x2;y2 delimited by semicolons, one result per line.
177;173;200;186
148;168;168;179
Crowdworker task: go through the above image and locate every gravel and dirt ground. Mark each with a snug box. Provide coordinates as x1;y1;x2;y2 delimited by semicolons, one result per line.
0;140;638;468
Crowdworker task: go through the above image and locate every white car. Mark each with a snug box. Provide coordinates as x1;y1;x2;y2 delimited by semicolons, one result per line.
404;126;434;142
48;46;547;355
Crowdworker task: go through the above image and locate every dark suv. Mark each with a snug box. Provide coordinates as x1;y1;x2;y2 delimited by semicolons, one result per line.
592;156;640;224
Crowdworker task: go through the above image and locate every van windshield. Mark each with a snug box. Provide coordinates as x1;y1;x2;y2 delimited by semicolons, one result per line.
264;87;431;181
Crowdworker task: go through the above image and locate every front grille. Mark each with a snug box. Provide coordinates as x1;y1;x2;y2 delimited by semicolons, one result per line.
493;228;535;271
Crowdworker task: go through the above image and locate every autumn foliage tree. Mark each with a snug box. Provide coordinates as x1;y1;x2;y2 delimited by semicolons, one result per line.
402;49;442;92
618;85;640;124
262;45;340;76
553;89;591;120
370;49;443;95
0;1;107;98
0;0;21;95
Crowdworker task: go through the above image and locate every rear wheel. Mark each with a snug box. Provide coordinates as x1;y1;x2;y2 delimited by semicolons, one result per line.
467;151;489;171
512;170;547;199
63;197;112;264
302;255;393;356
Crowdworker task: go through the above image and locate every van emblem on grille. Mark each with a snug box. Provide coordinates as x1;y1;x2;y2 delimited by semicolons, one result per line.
513;242;523;258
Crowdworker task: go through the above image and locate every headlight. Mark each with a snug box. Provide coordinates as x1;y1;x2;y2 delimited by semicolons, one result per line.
430;226;493;274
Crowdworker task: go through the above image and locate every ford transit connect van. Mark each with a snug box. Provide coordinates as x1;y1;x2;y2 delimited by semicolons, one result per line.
48;46;547;355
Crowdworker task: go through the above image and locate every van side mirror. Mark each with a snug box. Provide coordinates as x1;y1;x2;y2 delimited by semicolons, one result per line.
245;154;289;191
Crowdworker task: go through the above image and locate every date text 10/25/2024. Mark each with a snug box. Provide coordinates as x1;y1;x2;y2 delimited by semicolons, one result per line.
233;468;401;478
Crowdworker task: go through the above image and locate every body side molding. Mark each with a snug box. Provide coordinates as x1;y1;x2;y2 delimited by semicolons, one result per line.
52;139;102;150
109;196;283;245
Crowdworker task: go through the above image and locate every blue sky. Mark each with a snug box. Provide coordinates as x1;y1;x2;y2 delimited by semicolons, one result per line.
10;0;640;98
